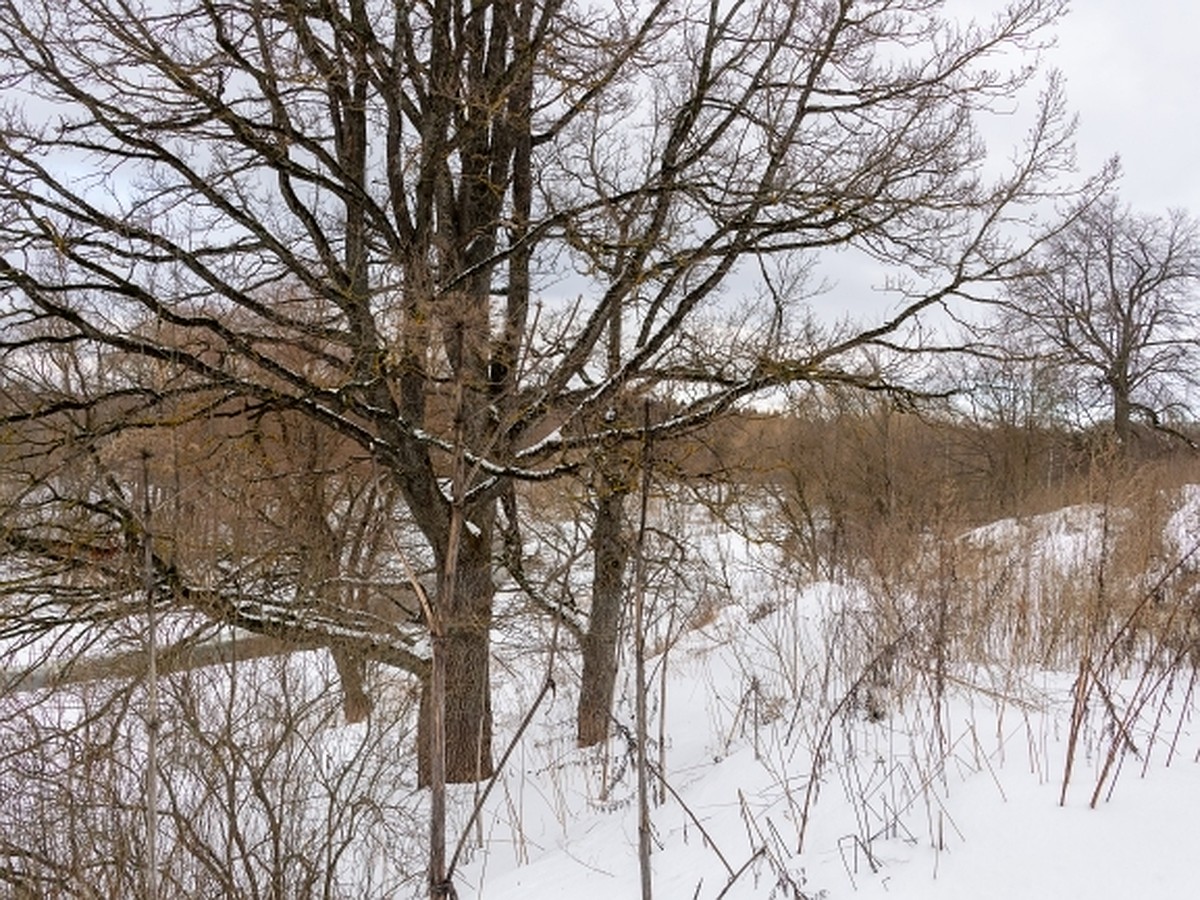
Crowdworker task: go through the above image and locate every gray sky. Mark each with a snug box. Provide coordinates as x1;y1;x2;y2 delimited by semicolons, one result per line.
810;2;1198;325
1054;1;1200;214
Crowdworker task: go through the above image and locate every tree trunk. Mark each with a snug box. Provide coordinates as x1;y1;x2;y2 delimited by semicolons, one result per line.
332;649;372;724
577;471;632;747
419;528;495;785
1113;384;1132;449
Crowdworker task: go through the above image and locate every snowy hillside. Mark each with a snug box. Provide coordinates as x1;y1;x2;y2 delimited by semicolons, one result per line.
4;487;1200;898
453;490;1200;898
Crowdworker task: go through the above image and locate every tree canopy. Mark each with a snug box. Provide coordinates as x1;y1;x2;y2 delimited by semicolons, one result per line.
0;0;1083;792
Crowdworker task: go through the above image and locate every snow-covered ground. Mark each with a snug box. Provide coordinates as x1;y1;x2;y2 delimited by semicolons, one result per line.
455;605;1199;898
5;488;1199;898
453;491;1200;899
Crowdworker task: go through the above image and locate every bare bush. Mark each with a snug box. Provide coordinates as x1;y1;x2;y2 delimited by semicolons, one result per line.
0;650;423;899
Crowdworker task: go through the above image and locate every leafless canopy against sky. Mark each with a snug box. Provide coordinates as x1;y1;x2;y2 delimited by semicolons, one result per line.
808;1;1195;321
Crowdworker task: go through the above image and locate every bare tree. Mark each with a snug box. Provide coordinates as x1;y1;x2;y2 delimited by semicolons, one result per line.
0;0;1084;795
1001;195;1200;447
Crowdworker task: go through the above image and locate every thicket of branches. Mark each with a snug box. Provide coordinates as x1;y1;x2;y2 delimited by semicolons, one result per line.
6;0;1196;896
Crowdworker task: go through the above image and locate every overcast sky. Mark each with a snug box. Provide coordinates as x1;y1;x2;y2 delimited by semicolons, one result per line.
1053;1;1200;214
809;2;1197;324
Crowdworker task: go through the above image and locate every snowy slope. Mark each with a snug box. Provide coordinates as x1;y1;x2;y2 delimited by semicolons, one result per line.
455;492;1200;899
6;488;1198;898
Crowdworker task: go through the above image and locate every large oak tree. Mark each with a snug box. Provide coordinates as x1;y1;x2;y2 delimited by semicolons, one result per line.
0;0;1082;791
1002;194;1200;447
